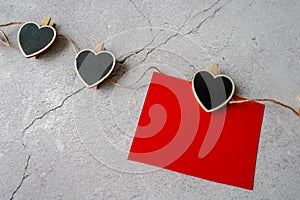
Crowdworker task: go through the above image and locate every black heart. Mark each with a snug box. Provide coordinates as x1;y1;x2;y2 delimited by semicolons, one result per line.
18;22;56;57
192;71;235;112
75;50;116;87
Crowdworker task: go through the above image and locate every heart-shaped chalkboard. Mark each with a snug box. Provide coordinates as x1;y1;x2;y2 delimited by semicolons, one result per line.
75;50;116;88
192;71;235;112
18;22;56;58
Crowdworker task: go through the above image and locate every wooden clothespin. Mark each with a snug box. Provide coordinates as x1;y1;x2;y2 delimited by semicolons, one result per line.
95;41;104;53
209;64;219;76
40;16;54;27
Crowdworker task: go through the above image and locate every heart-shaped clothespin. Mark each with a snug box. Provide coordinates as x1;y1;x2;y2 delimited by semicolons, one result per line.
74;41;116;88
192;64;235;112
18;16;56;58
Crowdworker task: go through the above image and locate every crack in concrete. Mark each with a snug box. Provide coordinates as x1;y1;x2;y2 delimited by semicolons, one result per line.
128;0;152;26
184;5;224;35
117;51;142;65
139;32;180;64
119;1;232;66
138;1;231;64
9;155;31;200
190;0;221;21
116;29;160;65
21;87;85;147
125;0;159;67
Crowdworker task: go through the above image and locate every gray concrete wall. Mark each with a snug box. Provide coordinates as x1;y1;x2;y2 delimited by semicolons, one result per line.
0;0;299;199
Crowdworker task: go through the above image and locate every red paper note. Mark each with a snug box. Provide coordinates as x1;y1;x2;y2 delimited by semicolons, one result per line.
128;72;265;190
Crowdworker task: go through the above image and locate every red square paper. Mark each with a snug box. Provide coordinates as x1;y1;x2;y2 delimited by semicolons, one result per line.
128;72;265;190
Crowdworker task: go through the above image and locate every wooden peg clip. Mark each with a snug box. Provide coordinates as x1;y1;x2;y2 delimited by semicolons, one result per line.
95;41;104;53
40;16;55;27
209;64;219;76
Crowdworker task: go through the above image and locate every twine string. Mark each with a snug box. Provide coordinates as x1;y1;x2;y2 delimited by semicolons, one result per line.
0;22;25;27
0;22;25;46
0;22;298;117
229;98;300;117
108;66;299;117
57;34;79;54
0;30;10;46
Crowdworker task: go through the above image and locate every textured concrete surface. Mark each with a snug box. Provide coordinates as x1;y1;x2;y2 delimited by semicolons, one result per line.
1;0;300;199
